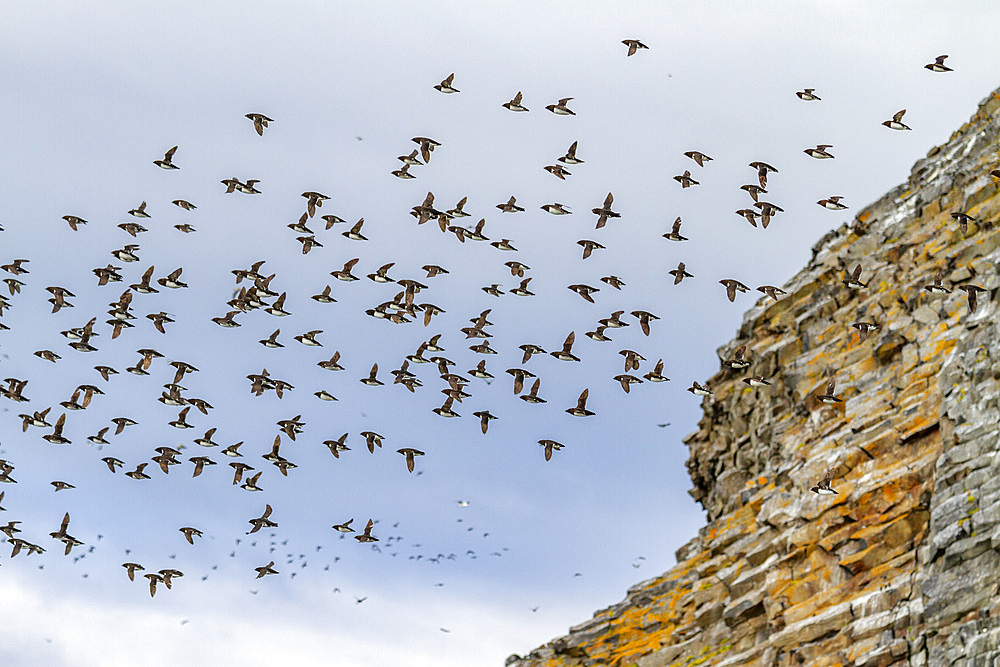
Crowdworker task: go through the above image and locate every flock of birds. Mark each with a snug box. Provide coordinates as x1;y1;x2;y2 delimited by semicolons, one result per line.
0;41;996;621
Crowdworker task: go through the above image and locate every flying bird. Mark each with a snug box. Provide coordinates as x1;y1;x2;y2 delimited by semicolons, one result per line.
622;39;648;56
246;113;273;136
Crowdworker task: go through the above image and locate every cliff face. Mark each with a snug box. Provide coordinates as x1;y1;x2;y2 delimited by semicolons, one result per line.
510;90;1000;667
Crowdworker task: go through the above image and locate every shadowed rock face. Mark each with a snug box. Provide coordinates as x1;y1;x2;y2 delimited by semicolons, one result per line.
509;88;1000;667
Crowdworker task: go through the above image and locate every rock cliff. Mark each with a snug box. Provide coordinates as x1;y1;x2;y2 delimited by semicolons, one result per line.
509;89;1000;667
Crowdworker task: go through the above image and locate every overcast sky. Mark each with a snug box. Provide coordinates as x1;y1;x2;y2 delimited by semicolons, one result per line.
2;2;999;665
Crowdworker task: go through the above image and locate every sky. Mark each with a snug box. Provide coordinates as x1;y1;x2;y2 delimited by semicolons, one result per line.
1;2;998;665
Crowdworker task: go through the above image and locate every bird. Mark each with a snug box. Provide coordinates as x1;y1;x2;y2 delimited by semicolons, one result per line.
294;330;322;346
447;197;471;218
193;428;218;448
843;264;868;289
631;311;659;336
740;184;767;202
397;448;424;473
355;520;378;543
882;109;911;131
810;467;838;495
620;349;645;372
434;395;461;417
246;113;273;136
568;284;599;303
923;269;951;294
87;426;114;446
742;375;771;387
601;275;626;290
126;463;151;480
49;512;83;555
343;219;368;241
852;322;879;342
754;201;785;229
360;363;383;387
925;55;952;72
817;196;848;210
62;215;87;230
510;278;535;297
122;562;144;582
687;381;712;397
332;518;355;533
816;378;843;404
410;137;441;165
502;91;528;112
189;457;215;478
669;262;693;284
757;285;787;301
259;329;283;349
663;217;688;241
179;527;203;545
506;368;535;395
157;268;187;289
804;144;834;159
434;73;459;93
577;239;605;259
566;389;595;417
247;505;277;534
301;191;329;217
723;345;751;370
622;39;648;56
473;410;498;434
496;196;525;213
361;431;384;454
643;359;669;383
212;311;240;328
128;201;150;218
545;164;571;179
719;279;750;302
144;572;163;597
736;208;761;228
255;561;279;578
545;97;575;115
102;456;124;473
550;332;580;361
154;146;179;169
756;201;783;229
796;88;821;101
538;439;564;461
749;161;778;188
43;413;71;445
958;284;987;314
519;378;545;404
392;163;415;179
591;192;621;229
559;141;584;165
491;239;517;251
600;311;629;329
951;211;975;235
683;151;712;167
674;170;699;188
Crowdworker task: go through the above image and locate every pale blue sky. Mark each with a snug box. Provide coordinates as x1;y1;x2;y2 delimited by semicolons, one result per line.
1;2;998;665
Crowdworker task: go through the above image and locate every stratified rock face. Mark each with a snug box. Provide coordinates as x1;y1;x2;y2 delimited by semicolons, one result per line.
509;89;1000;667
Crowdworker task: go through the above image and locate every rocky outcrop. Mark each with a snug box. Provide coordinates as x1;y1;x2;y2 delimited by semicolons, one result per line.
509;89;1000;667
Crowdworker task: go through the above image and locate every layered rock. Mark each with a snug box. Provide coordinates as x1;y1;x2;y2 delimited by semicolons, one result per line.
509;89;1000;667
